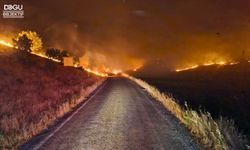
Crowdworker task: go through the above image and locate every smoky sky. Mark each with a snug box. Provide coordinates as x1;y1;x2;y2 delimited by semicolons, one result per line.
0;0;250;74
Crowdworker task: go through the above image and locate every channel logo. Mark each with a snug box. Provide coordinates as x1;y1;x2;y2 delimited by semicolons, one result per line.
3;4;24;18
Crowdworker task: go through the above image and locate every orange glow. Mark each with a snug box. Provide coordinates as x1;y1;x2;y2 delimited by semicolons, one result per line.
217;61;226;65
203;62;214;66
0;40;14;48
0;39;119;77
0;38;61;62
133;68;138;71
15;31;43;53
31;52;110;77
83;68;125;77
132;65;143;72
112;70;122;75
229;62;239;65
83;65;142;77
84;68;109;77
30;52;61;62
32;52;111;77
176;65;199;72
176;60;241;72
203;61;227;66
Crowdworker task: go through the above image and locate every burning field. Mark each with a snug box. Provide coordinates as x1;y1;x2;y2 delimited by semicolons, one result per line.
0;33;143;77
0;26;250;150
0;0;250;149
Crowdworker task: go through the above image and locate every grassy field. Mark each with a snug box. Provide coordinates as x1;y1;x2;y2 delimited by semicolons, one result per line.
139;63;250;138
128;75;248;150
0;47;105;149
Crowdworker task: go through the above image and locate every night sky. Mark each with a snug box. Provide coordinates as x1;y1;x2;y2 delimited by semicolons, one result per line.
0;0;250;74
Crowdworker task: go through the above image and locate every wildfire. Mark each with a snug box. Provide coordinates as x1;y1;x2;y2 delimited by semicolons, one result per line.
83;68;125;77
32;52;111;77
175;60;240;72
176;65;199;72
30;52;61;62
84;68;109;77
112;70;122;75
203;62;215;66
15;31;43;53
132;66;142;72
0;35;134;78
217;61;226;65
31;51;111;77
229;62;239;65
0;40;14;48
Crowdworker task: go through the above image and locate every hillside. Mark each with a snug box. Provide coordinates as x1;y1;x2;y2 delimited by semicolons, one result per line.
0;47;105;149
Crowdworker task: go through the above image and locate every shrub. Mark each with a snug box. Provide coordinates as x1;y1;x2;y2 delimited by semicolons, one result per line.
46;48;70;62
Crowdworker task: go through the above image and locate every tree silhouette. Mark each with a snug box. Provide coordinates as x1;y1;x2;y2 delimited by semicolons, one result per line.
61;50;70;57
46;48;70;62
13;35;32;52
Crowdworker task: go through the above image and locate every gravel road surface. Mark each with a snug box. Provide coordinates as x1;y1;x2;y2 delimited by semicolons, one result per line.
20;78;201;150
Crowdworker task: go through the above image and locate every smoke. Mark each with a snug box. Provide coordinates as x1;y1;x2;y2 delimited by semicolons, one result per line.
0;0;250;75
44;22;86;57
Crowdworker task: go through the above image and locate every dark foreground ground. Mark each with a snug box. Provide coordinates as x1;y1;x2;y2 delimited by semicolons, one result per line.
141;63;250;138
20;78;201;150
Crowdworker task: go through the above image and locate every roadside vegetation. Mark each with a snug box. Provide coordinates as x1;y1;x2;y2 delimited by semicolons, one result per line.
0;48;105;149
127;75;249;150
140;63;250;138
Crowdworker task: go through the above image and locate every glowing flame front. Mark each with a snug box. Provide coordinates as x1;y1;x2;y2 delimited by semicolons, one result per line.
0;40;14;48
175;60;240;72
176;65;199;72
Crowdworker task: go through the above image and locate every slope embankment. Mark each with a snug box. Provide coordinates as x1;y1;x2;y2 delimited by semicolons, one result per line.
0;49;105;149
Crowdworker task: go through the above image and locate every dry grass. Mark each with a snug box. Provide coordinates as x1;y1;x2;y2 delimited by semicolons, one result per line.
127;75;249;150
0;51;105;149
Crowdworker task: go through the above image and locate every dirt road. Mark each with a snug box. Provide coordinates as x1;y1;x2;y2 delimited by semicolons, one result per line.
20;78;201;150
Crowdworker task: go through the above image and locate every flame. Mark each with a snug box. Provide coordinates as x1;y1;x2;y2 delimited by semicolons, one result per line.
176;65;199;72
0;40;14;48
30;52;61;62
132;65;143;72
32;52;110;77
1;38;245;77
15;31;43;53
203;61;227;66
0;39;115;77
112;70;122;75
217;61;226;65
176;60;240;72
203;62;214;66
83;68;125;77
229;62;239;65
133;68;138;71
84;68;109;77
31;52;110;77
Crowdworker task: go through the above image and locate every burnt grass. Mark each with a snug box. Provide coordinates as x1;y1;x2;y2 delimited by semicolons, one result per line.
139;63;250;138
